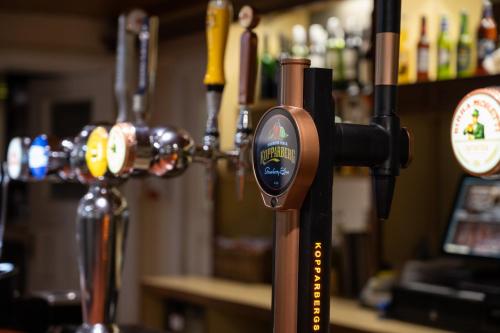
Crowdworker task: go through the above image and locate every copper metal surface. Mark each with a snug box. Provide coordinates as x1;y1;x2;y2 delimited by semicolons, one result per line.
280;58;310;108
274;210;299;333
253;58;319;333
375;32;399;86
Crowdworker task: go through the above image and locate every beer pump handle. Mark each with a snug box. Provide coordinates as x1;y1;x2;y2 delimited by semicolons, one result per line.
235;5;259;200
0;162;9;259
202;0;232;198
133;16;159;125
115;14;129;123
148;17;159;105
133;17;151;125
238;6;259;106
203;0;232;148
204;0;232;89
372;0;403;220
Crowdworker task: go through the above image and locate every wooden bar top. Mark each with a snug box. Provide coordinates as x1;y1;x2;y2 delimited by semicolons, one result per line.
141;275;452;333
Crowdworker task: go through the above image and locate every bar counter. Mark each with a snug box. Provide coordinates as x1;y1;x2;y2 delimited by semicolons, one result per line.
141;276;452;333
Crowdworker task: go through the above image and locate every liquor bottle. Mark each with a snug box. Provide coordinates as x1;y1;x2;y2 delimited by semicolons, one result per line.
416;16;430;81
309;24;327;68
437;16;452;80
326;17;346;85
260;33;278;100
291;24;309;58
398;19;410;84
477;0;498;75
457;11;473;77
278;33;291;60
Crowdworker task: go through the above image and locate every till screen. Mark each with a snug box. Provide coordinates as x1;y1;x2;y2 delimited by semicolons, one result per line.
444;177;500;259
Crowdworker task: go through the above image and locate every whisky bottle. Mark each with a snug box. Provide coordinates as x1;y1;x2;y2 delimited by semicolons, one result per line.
477;0;498;75
417;16;430;82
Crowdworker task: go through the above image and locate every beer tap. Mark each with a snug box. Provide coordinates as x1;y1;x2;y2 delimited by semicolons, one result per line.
196;2;260;200
234;5;259;199
106;15;195;179
251;1;411;332
106;14;195;179
197;0;232;197
75;11;147;333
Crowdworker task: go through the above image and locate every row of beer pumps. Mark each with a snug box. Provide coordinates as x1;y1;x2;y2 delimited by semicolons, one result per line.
1;0;415;333
2;2;258;333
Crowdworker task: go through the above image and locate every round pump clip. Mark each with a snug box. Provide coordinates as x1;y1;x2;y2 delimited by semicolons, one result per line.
451;87;500;177
7;137;31;181
252;106;319;210
85;126;110;178
28;135;50;180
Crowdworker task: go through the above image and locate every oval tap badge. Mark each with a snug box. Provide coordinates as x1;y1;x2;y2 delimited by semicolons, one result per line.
451;87;500;176
7;137;28;180
254;109;299;196
28;135;50;180
85;126;109;178
107;123;131;175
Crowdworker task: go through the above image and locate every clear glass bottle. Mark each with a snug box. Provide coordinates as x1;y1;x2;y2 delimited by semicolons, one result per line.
437;16;453;80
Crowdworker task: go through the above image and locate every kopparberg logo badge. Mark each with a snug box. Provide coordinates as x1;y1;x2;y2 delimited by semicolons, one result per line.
254;111;299;194
451;90;500;175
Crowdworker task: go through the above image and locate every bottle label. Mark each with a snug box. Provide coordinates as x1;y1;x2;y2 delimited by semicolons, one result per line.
451;88;500;175
417;48;429;73
438;48;450;66
478;39;496;61
457;45;471;74
343;48;357;81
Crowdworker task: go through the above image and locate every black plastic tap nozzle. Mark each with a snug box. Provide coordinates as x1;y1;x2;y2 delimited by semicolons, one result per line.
372;0;404;220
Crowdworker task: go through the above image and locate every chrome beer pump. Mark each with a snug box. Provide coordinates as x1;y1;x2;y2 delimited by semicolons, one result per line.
251;1;411;332
105;15;195;179
75;11;147;333
106;2;259;202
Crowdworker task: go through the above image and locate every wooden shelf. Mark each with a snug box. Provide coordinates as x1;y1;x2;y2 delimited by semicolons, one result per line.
398;75;500;115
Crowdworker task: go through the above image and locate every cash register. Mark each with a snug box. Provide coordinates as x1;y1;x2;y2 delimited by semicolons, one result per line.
389;176;500;333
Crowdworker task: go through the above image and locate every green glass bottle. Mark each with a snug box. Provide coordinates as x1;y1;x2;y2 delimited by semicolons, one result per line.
457;11;473;77
326;17;346;85
260;33;278;100
437;16;452;80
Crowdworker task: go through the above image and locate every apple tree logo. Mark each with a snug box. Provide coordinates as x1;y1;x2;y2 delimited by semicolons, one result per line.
268;120;289;140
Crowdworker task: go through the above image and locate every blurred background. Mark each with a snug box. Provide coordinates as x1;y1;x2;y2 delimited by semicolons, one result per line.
0;0;499;332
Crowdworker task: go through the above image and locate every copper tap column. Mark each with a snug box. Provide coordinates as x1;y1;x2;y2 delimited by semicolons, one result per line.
253;1;410;332
253;59;320;333
274;59;308;333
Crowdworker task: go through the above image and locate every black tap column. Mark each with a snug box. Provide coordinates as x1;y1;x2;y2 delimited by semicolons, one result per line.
252;1;409;332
